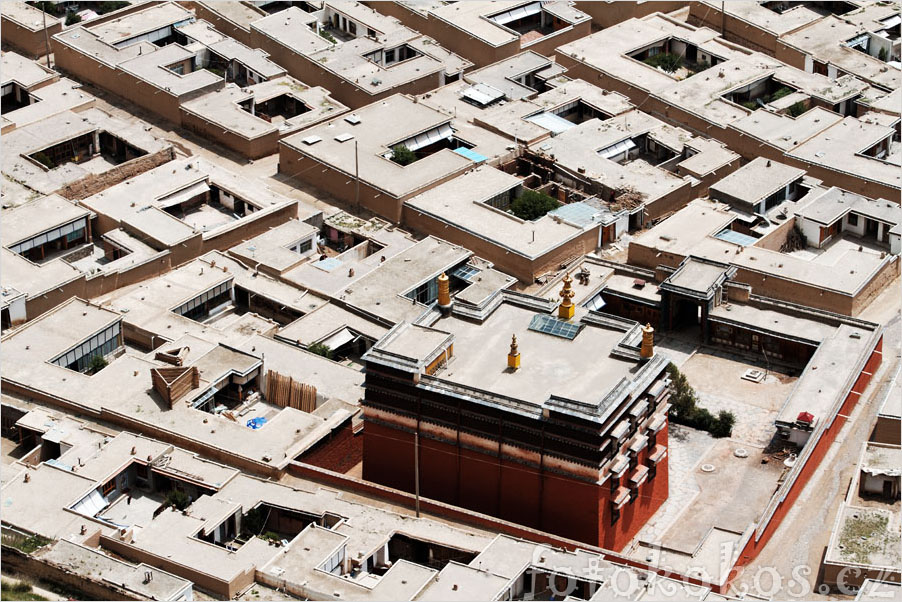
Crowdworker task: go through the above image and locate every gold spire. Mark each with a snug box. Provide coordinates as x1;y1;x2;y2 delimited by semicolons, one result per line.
437;272;451;307
507;334;520;370
640;323;655;360
558;272;575;320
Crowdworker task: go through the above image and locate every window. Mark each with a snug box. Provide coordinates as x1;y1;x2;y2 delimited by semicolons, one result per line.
297;239;313;253
847;213;859;226
385;49;395;64
611;505;621;525
648;464;657;481
102;479;116;496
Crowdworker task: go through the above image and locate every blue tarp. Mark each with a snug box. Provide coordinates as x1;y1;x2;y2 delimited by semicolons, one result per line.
246;417;267;429
453;147;487;163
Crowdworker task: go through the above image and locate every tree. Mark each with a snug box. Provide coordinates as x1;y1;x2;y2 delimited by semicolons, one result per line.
88;355;108;375
788;101;807;117
711;410;736;438
643;53;683;73
878;47;888;62
166;489;191;511
390;144;417;166
65;11;82;25
308;342;333;359
508;189;560;221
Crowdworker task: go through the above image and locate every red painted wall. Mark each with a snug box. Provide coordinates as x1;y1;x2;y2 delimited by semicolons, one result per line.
362;418;669;549
731;336;883;574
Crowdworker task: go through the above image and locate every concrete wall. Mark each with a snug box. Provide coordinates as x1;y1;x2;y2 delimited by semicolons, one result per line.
100;534;253;599
52;41;221;125
575;2;685;29
179;107;279;159
687;4;784;55
185;2;254;46
279;142;467;223
248;29;446;109
56;148;175;200
1;545;142;601
733;337;883;574
402;205;601;282
872;415;902;446
297;419;362;473
361;1;519;68
1;18;61;59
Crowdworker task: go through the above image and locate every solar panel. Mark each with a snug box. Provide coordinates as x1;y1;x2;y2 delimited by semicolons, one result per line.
450;264;480;282
528;314;581;340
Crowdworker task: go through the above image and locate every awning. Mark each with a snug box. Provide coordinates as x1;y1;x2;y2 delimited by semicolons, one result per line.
319;327;356;350
525;111;576;135
489;1;542;25
598;138;636;160
454;147;487;163
584;293;606;312
71;488;109;517
461;83;505;106
880;14;901;28
397;123;454;152
157;180;210;209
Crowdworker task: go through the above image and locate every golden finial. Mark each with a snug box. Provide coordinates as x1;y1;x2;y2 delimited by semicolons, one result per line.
558;272;575;319
507;334;520;370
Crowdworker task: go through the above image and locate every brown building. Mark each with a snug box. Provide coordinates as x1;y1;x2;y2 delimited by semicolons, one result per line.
278;94;483;223
0;2;61;59
555;12;901;202
362;295;672;550
363;1;592;68
248;3;472;109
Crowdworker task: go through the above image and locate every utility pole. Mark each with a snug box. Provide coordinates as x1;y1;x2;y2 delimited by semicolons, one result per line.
354;140;360;214
413;430;421;518
42;6;52;69
721;1;726;36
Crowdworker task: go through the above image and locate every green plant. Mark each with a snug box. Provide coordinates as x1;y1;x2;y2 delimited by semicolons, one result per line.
263;531;280;542
1;581;47;601
31;152;55;169
769;86;794;101
390;144;417;166
319;29;337;44
878;46;888;62
788;101;807;117
206;66;225;78
87;354;108;375
65;11;82;25
242;507;266;535
643;53;683;73
665;363;734;437
5;533;51;554
710;410;736;438
166;489;191;511
508;189;560;221
308;342;333;359
97;1;130;14
741;100;759;110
